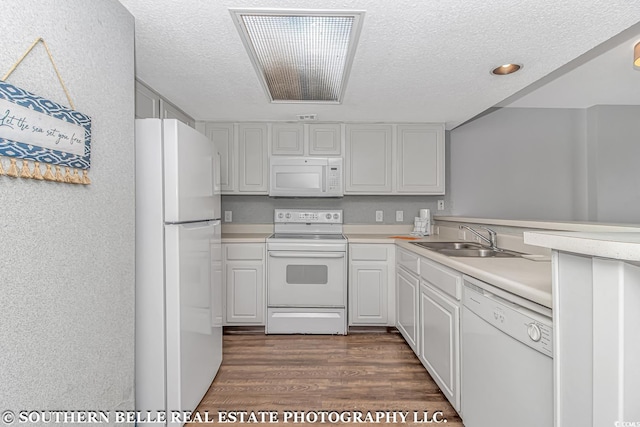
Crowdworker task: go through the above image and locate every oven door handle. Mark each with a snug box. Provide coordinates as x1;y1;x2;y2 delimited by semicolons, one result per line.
269;252;345;259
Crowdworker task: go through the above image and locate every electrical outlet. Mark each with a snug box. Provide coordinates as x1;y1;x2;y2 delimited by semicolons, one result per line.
375;210;383;222
437;200;445;210
224;211;232;222
395;210;404;222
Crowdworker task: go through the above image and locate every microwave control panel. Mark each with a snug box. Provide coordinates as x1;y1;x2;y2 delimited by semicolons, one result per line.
327;166;341;191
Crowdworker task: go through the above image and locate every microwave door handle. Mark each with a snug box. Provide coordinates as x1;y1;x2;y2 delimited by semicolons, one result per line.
322;166;327;192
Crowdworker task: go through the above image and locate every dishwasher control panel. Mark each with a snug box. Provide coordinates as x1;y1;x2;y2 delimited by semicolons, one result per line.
464;282;553;357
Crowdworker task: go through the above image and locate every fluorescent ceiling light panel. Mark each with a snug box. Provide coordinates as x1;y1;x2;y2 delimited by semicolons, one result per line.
230;9;364;103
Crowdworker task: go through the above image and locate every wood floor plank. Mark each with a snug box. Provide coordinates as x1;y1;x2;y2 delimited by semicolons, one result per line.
190;332;464;426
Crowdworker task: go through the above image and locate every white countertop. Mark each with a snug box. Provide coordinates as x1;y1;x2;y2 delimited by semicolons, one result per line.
221;232;271;243
347;232;552;308
524;231;640;262
221;227;553;308
393;239;552;308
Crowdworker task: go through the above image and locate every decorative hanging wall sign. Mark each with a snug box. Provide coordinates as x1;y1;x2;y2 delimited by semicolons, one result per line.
0;81;92;171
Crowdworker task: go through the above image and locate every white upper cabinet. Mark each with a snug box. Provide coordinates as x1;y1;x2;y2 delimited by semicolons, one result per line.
271;123;304;155
237;123;268;193
345;124;393;193
397;124;445;194
204;123;234;192
198;121;445;196
135;80;195;128
309;123;341;156
272;123;342;156
160;99;195;128
135;81;160;119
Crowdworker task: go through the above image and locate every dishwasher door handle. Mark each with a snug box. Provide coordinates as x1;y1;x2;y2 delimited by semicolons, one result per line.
269;252;345;259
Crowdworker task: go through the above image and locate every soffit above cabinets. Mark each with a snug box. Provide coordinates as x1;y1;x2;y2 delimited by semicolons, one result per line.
118;0;640;129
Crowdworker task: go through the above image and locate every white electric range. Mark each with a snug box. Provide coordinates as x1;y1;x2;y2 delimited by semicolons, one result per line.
266;209;347;335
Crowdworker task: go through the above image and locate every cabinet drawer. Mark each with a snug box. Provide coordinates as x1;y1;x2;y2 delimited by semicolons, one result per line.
420;257;461;300
350;245;389;261
397;248;420;275
225;244;264;261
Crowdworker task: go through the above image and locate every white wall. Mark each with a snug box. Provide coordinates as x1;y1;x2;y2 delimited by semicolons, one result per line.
0;0;135;419
449;107;584;220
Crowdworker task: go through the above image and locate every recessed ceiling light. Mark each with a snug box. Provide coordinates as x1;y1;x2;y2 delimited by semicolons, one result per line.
230;9;365;104
491;63;522;75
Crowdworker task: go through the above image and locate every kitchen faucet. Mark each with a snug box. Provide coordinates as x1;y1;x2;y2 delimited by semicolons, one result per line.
459;225;499;250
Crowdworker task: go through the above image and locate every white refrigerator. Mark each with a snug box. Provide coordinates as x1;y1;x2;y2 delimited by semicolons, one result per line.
135;119;222;425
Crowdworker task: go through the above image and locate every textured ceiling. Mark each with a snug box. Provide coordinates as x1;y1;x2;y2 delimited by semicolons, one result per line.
118;0;640;129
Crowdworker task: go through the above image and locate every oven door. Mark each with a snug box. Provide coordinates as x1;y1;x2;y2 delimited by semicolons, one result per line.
268;251;346;307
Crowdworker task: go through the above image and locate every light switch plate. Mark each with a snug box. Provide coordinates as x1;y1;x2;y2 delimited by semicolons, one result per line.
396;210;403;222
375;211;383;222
224;211;232;222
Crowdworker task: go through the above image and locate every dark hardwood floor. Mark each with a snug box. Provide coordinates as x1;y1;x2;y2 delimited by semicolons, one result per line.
191;331;464;426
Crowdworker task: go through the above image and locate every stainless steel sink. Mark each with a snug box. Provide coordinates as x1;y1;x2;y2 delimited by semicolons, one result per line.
412;241;485;250
410;241;522;258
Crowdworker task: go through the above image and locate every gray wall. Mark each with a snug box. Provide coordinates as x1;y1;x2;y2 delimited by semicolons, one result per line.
449;107;584;220
587;105;640;223
449;105;640;224
222;195;450;224
0;0;135;420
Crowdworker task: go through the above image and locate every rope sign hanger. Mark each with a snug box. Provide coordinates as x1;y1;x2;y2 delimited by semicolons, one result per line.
2;37;75;109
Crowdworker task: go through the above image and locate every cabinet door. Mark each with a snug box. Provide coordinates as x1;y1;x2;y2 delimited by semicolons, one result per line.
396;267;419;354
345;124;392;193
350;262;388;325
225;260;264;324
419;282;460;411
205;123;235;192
397;124;444;194
160;99;195;128
309;123;341;156
237;123;268;193
272;123;304;155
135;81;160;119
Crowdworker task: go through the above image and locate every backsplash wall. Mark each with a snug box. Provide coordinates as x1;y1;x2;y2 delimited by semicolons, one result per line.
221;195;452;224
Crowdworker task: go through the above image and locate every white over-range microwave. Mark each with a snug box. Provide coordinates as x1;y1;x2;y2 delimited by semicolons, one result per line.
269;157;343;197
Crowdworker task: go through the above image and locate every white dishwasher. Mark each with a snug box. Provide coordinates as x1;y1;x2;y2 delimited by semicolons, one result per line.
461;275;553;427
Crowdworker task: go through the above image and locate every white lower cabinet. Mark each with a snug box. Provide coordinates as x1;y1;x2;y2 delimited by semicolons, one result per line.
419;257;462;412
419;281;460;411
396;247;421;353
395;246;462;412
223;243;265;325
396;268;419;353
349;244;395;326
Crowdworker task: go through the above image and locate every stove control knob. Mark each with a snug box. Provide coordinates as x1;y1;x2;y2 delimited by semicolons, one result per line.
333;213;340;220
527;323;542;342
278;213;284;219
285;213;291;219
326;213;332;220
